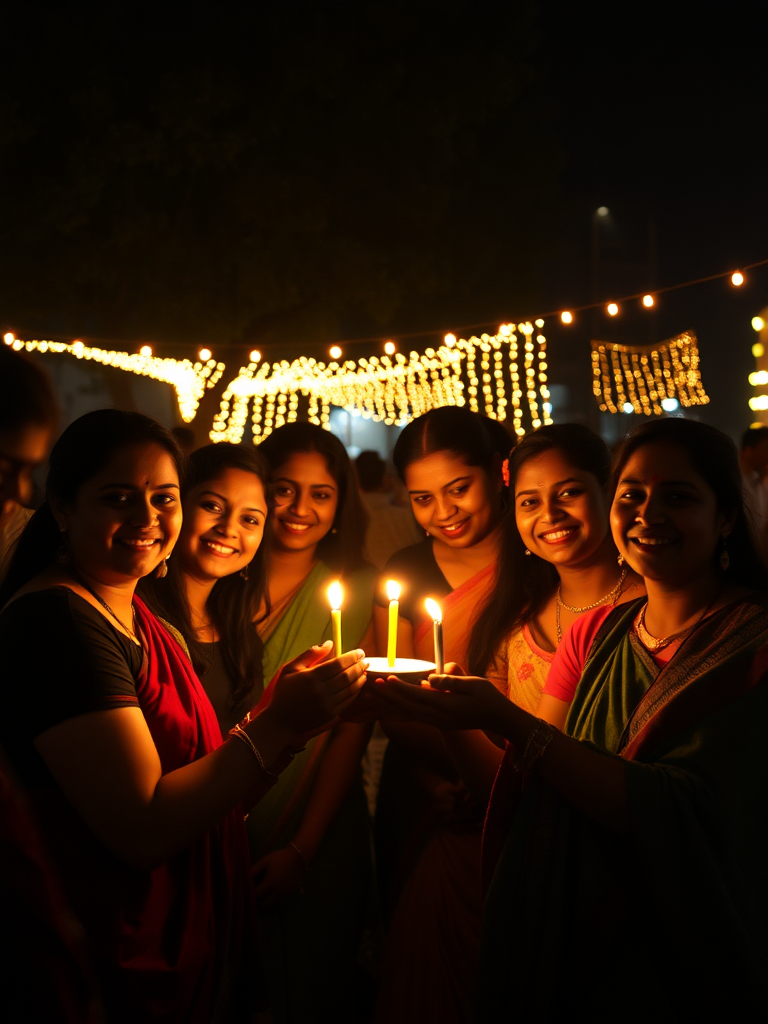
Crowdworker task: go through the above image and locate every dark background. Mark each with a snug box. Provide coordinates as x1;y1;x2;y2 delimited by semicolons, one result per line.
2;1;766;440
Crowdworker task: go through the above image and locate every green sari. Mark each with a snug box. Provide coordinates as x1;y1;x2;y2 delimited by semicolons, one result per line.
248;560;377;1024
479;596;768;1023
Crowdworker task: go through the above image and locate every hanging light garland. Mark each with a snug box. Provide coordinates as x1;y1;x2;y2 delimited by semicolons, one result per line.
210;323;553;443
2;334;224;421
591;330;709;415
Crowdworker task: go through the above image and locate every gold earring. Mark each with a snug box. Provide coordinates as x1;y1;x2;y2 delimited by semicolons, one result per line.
617;553;625;566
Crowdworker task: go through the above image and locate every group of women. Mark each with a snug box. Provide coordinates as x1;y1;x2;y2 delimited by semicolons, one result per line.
0;356;764;1024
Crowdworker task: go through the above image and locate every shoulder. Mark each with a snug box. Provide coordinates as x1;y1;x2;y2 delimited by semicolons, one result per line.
383;540;435;576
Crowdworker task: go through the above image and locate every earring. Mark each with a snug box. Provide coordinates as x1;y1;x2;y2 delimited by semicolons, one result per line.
524;548;531;557
155;556;169;579
719;541;730;572
425;530;430;537
240;563;249;581
617;553;625;566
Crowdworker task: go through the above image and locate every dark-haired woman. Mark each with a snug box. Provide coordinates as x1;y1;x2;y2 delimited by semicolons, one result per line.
370;417;768;1022
250;422;377;1024
372;406;509;1024
0;410;367;1024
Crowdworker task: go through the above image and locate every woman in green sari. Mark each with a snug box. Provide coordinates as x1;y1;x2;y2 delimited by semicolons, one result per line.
367;418;768;1022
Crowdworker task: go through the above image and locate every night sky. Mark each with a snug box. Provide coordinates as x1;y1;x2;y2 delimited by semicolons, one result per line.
1;1;766;440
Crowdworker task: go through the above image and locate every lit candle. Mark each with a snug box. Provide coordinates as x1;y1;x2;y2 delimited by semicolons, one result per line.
328;581;343;657
425;598;444;674
386;580;401;667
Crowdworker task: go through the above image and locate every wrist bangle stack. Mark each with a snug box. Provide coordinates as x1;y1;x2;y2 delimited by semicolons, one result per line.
287;840;309;872
512;718;555;775
229;724;279;779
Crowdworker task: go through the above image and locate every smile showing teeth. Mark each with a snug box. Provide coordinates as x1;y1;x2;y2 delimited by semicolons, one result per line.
441;521;467;533
203;539;236;556
632;536;673;547
540;528;576;542
120;538;158;548
281;521;310;533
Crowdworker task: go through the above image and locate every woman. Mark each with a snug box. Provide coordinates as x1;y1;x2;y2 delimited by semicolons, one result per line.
142;442;271;734
371;406;509;1024
448;423;643;803
249;421;377;1024
370;417;768;1022
0;410;367;1024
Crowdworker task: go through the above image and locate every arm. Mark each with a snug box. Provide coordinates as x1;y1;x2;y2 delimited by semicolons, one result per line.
35;644;367;870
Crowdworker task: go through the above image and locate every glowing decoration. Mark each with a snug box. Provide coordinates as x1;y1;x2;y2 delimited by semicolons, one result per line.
444;333;457;347
328;581;343;656
199;348;212;361
607;303;619;317
749;395;768;411
10;337;224;422
385;580;401;668
425;599;444;674
329;345;342;359
661;397;679;412
596;206;609;217
749;371;768;386
211;322;552;443
642;294;655;308
591;331;709;416
752;317;766;332
753;343;765;358
3;332;15;344
560;311;573;324
250;349;262;362
731;272;745;286
139;345;153;357
384;341;396;355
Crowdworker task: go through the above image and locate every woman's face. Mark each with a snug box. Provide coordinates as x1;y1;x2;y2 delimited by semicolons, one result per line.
271;451;339;555
405;451;501;548
515;449;610;568
56;443;181;586
0;422;51;531
178;467;267;583
611;442;728;587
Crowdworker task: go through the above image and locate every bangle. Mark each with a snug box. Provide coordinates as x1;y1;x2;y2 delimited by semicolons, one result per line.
287;840;309;872
229;724;279;779
512;718;554;775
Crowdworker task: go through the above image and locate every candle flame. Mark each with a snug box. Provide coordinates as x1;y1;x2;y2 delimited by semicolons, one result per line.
328;580;343;610
385;579;401;601
425;598;442;622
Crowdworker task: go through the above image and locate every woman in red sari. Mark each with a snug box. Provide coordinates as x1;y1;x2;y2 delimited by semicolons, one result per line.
372;406;509;1024
0;409;367;1024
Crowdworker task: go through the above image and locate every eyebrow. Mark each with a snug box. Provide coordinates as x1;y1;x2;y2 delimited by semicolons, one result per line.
408;475;471;495
200;489;267;515
516;477;582;497
275;477;337;491
98;482;179;491
617;476;699;489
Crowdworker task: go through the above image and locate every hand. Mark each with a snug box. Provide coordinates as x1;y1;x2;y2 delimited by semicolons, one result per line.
266;641;367;738
252;847;306;907
365;672;508;732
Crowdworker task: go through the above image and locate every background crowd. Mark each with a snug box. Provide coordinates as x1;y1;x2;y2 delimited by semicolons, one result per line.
0;342;765;1023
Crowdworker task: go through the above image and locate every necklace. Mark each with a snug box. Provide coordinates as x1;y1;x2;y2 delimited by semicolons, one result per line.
555;567;628;645
68;569;140;645
635;595;718;654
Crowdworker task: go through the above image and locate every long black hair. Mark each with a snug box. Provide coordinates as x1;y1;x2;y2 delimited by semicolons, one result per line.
258;422;368;574
0;409;186;607
392;406;510;483
465;423;612;675
141;442;272;710
612;417;768;592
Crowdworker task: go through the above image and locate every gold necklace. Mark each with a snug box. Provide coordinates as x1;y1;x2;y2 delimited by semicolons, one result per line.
69;569;140;645
555;567;628;645
635;593;720;654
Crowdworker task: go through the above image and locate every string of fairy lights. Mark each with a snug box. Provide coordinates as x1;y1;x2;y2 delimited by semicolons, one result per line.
3;256;765;437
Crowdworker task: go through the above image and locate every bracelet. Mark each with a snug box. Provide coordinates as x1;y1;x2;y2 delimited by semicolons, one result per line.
229;724;279;779
287;840;309;872
512;718;554;775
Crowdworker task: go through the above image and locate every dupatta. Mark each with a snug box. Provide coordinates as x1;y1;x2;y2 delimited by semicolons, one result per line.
412;562;495;668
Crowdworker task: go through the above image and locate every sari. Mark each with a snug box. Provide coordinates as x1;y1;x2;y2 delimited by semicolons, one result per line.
247;560;377;1024
479;596;768;1023
374;561;497;1024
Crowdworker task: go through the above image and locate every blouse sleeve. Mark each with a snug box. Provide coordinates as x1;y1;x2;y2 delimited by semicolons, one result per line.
542;605;615;702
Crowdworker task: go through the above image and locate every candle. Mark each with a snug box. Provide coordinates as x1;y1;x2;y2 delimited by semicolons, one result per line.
425;598;444;674
385;580;401;667
328;581;343;657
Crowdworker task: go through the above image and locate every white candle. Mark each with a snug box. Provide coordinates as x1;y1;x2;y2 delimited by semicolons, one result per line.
328;581;343;657
425;598;444;674
386;580;401;667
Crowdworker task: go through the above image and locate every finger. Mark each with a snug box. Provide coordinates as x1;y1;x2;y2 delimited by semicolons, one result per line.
443;661;466;676
284;640;334;675
428;673;487;691
310;648;367;681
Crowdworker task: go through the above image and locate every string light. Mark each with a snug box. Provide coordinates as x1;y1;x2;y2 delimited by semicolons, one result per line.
250;349;262;362
139;345;153;357
3;332;15;344
642;294;655;308
329;345;342;359
199;348;212;361
210;324;551;444
753;343;765;358
731;272;745;286
8;336;224;421
591;331;709;416
560;311;573;324
753;317;766;332
384;341;396;355
607;303;619;316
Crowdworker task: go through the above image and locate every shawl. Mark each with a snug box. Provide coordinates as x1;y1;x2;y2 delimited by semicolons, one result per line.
478;596;768;1023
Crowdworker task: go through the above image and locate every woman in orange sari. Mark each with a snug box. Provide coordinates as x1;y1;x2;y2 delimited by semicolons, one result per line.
372;406;508;1024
